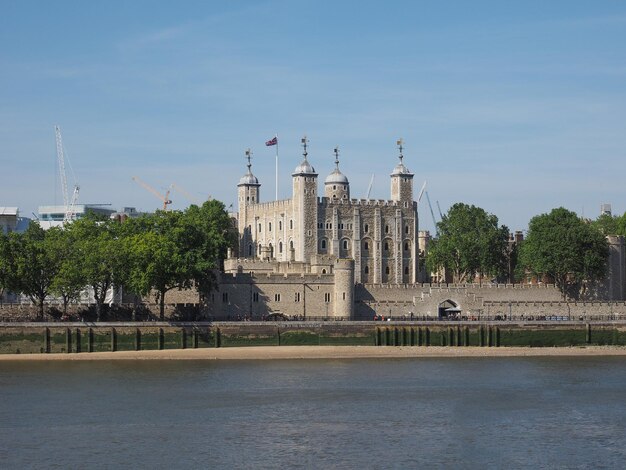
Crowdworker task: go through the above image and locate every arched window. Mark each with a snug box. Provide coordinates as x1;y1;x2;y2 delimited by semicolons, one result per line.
279;242;283;253
364;242;369;250
404;242;409;251
322;269;327;274
290;219;293;229
258;223;262;232
248;244;253;256
364;266;369;274
321;239;327;249
342;240;348;250
290;240;294;250
384;242;389;251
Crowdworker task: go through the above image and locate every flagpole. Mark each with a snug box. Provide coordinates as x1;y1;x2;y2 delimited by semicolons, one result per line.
275;134;278;200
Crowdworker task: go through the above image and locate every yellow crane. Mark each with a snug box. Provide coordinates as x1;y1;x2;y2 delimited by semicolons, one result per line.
132;176;172;211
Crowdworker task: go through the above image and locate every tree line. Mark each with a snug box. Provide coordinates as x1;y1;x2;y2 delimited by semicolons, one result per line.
426;203;616;300
0;200;234;320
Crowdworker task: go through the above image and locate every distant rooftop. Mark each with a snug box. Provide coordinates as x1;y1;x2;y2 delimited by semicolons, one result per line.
0;207;18;216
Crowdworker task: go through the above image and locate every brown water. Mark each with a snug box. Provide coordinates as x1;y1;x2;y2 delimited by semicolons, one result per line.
1;357;626;469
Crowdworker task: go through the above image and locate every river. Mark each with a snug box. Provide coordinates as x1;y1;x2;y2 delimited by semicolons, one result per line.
1;357;626;468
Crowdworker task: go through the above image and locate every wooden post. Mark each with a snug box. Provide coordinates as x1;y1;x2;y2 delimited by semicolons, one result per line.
44;328;50;354
111;328;116;352
135;328;141;351
66;327;71;353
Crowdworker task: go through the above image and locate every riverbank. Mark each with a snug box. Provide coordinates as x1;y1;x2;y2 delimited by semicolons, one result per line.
2;345;626;361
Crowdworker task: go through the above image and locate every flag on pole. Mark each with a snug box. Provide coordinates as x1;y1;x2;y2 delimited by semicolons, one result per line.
265;136;278;146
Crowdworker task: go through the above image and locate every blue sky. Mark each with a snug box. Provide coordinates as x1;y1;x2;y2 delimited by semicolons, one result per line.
2;0;625;233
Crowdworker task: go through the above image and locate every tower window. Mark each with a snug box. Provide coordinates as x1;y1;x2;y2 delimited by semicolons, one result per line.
364;242;369;250
290;220;293;229
404;242;409;251
258;223;262;232
279;221;282;230
321;239;327;249
384;242;389;251
324;293;331;303
268;222;272;232
274;293;281;302
385;266;390;275
405;225;409;234
342;240;348;250
404;266;409;275
385;225;389;234
222;292;228;303
364;266;369;274
364;224;369;233
279;242;283;253
253;292;259;302
295;292;301;302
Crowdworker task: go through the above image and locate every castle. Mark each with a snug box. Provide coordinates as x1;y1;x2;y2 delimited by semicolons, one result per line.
200;138;626;322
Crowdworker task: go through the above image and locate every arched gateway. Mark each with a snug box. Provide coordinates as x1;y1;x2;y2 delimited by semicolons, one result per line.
438;299;461;319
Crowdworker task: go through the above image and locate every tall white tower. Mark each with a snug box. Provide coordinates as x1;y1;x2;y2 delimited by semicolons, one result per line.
237;149;260;257
292;136;318;263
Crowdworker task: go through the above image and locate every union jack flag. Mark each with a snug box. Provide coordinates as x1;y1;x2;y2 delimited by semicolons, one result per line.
265;136;278;146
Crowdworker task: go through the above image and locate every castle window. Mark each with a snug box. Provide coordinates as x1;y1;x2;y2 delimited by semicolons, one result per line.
258;244;262;255
343;194;347;199
279;220;282;230
324;293;331;303
246;196;250;202
342;240;348;250
274;294;281;302
222;292;228;303
258;223;262;232
404;266;409;275
404;242;409;251
364;266;369;274
318;222;323;229
339;223;344;229
322;269;327;274
364;224;369;233
405;225;409;234
342;292;346;300
321;239;327;250
307;230;312;236
385;225;389;234
384;242;389;251
268;222;272;232
251;196;255;202
333;185;336;190
385;266;390;275
290;240;294;250
253;292;259;302
295;292;301;302
290;220;293;229
279;242;283;253
248;245;253;256
364;241;369;251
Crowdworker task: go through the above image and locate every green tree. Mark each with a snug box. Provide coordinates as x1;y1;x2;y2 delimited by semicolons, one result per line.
0;232;9;301
591;212;626;237
48;228;85;317
519;207;608;300
67;217;129;321
3;223;63;319
426;203;509;283
181;200;235;299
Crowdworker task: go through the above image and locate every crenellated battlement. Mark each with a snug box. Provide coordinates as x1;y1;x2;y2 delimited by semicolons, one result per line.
247;199;292;210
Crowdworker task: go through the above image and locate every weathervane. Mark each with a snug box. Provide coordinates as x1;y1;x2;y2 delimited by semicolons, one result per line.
396;138;404;163
301;135;309;159
334;146;340;169
245;148;253;171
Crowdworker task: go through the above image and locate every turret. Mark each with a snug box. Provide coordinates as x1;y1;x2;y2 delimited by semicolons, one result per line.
333;258;355;319
324;146;350;201
237;149;260;257
292;136;318;263
390;139;414;203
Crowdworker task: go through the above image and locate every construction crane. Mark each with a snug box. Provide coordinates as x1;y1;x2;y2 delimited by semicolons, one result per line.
417;181;427;205
365;174;375;199
425;190;439;236
55;126;80;223
171;183;201;205
132;176;172;211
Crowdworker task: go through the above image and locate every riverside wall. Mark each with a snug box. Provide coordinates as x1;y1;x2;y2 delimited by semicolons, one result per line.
2;321;626;354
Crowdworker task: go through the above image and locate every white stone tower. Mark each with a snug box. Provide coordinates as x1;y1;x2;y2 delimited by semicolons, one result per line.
333;258;355;319
324;146;350;201
390;139;414;203
292;136;318;263
237;149;260;258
